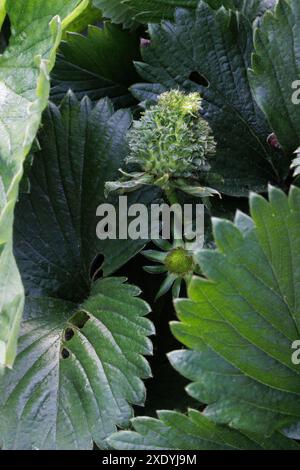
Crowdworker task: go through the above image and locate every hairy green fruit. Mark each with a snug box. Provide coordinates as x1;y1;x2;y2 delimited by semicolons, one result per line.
105;90;218;199
127;89;216;179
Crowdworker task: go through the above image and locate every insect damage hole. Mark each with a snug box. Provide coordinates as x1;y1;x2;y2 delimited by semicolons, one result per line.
64;328;75;342
189;71;209;88
61;348;70;360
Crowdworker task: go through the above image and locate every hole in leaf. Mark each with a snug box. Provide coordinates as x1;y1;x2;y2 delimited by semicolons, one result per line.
90;253;104;281
188;71;209;88
70;311;90;329
61;348;70;360
64;328;75;342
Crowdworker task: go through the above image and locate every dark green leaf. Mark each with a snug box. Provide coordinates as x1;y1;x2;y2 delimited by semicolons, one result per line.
0;95;155;449
92;0;137;29
15;94;156;290
131;1;284;196
124;0;275;24
235;0;276;21
51;23;141;108
249;0;300;155
125;0;199;23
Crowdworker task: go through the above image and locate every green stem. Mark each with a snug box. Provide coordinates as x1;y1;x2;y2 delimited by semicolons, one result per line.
164;186;183;246
165;186;179;206
202;196;212;215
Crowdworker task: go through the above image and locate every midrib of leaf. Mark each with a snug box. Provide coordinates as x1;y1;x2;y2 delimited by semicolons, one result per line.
62;0;89;30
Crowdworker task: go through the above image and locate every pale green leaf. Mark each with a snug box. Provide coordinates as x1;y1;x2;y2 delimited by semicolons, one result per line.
109;186;300;450
108;409;298;450
0;0;87;368
170;186;300;437
0;0;6;30
62;0;102;38
0;278;154;449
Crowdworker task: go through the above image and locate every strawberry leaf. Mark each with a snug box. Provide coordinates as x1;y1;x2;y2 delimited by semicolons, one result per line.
130;1;284;196
0;95;155;449
0;0;88;368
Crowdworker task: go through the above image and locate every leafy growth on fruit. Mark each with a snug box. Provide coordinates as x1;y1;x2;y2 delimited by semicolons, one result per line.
106;90;218;198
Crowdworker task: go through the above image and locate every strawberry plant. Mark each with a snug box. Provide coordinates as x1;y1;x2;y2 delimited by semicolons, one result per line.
1;0;300;451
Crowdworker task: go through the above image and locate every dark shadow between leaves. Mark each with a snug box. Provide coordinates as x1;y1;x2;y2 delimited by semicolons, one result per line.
188;71;210;88
114;251;199;416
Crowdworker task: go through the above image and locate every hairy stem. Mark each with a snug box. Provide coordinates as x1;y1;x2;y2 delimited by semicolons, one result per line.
164;186;183;246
